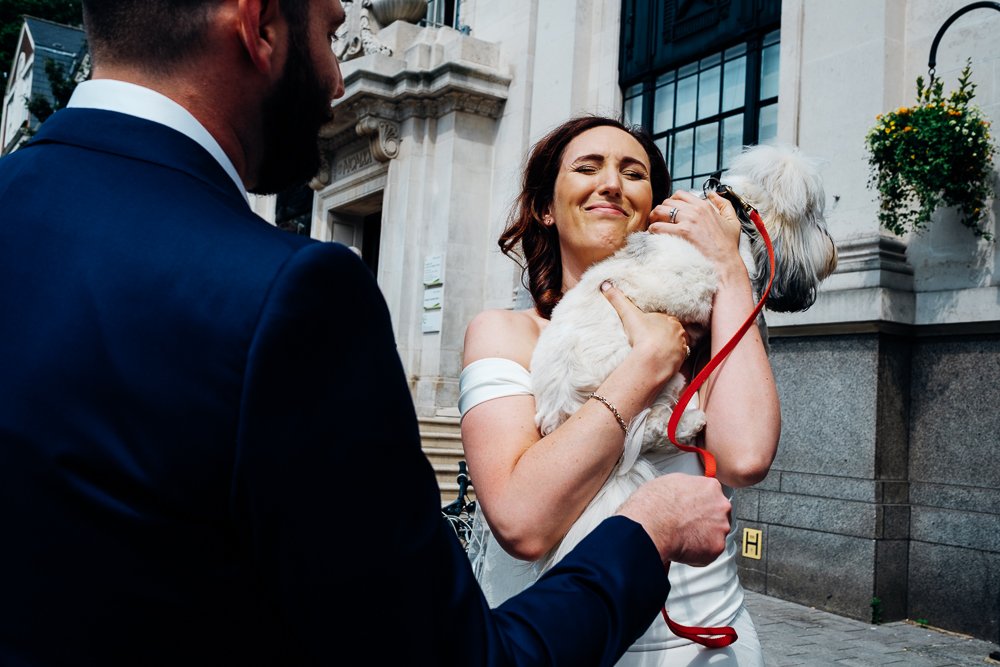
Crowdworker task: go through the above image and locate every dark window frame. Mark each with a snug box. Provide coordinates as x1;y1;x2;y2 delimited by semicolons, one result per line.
620;0;780;189
275;183;314;236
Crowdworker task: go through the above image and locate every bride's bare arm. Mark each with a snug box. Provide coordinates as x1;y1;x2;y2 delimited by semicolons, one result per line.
699;254;780;487
461;303;686;561
650;190;780;488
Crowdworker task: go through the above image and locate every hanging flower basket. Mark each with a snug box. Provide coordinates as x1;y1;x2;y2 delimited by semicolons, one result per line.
865;59;997;240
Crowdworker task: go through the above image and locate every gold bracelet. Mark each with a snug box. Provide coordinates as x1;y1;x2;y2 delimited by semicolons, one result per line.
589;392;628;435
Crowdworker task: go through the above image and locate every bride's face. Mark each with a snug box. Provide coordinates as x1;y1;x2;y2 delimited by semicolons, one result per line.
546;126;654;274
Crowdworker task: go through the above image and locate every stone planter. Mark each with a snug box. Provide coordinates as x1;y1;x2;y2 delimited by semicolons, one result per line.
369;0;429;26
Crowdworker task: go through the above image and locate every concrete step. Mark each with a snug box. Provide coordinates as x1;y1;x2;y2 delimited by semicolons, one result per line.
424;446;465;466
418;416;475;507
421;419;462;443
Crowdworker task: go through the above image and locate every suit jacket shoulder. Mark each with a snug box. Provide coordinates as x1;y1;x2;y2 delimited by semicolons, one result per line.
0;108;671;667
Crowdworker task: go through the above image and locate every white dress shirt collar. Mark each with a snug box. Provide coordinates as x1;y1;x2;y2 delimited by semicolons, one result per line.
67;79;247;201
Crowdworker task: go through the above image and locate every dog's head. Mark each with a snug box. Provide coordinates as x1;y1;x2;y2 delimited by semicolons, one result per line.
720;144;838;313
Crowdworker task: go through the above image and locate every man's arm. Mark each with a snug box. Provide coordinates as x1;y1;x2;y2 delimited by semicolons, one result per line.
233;242;724;665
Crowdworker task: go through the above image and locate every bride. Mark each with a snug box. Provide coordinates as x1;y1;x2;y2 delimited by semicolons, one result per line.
458;115;779;666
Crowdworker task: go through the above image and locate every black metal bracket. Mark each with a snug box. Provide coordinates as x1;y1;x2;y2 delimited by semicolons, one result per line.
927;1;1000;76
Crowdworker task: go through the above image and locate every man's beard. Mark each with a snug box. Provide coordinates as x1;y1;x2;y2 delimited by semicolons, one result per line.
250;34;334;195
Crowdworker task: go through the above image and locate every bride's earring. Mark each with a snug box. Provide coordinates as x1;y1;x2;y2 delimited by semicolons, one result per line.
542;214;554;226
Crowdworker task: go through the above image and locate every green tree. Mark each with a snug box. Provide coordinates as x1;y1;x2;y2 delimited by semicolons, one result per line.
26;56;73;121
1;0;83;85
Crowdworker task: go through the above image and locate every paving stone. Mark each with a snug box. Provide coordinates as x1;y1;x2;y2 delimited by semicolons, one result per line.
744;591;1000;667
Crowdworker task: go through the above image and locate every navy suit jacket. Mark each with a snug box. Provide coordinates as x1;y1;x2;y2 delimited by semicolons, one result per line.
0;108;670;665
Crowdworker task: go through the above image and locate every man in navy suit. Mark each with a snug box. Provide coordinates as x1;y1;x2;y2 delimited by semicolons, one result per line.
0;1;732;664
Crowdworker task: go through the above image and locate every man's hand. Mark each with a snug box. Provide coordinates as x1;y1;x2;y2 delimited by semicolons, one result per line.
616;473;731;567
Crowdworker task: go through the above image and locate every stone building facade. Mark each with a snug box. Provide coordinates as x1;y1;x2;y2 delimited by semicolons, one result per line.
1;17;86;155
255;0;1000;646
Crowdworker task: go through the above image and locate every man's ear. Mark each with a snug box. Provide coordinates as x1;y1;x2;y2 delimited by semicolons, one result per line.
236;0;286;77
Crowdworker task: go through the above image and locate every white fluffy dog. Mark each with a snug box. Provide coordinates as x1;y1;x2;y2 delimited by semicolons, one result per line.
530;143;838;471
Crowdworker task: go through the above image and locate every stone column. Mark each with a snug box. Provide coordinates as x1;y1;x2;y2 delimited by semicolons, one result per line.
317;18;511;418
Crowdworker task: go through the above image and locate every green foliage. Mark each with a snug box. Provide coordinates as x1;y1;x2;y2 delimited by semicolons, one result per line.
45;55;75;105
870;596;883;625
25;90;52;122
1;0;83;83
26;57;73;122
865;59;997;240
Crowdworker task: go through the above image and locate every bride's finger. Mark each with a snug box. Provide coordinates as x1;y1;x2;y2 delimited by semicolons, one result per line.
649;202;684;225
670;190;706;204
600;281;642;324
706;191;743;238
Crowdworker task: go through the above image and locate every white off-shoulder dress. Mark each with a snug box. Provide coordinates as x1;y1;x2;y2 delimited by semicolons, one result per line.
459;357;763;666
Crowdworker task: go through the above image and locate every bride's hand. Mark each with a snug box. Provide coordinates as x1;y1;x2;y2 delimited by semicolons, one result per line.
648;190;744;280
599;281;688;380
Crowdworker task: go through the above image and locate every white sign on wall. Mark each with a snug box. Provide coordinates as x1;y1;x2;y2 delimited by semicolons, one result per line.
423;285;444;310
422;309;443;334
423;254;443;286
422;254;444;334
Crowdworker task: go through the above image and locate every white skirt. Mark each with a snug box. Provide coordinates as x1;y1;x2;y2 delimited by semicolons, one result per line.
616;604;763;667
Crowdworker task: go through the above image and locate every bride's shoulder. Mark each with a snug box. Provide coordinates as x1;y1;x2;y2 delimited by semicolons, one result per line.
463;308;544;368
468;307;539;328
467;307;547;339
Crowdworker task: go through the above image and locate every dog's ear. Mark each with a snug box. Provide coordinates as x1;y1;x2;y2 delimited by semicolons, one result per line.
726;144;838;313
727;144;828;221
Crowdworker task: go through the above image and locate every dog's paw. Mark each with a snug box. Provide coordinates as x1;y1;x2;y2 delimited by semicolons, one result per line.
639;403;673;454
675;408;707;445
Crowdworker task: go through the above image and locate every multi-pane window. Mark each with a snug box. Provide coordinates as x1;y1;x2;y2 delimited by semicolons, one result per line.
624;30;780;192
425;0;468;32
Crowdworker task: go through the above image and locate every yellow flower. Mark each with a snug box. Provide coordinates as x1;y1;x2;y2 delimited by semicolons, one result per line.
897;107;909;114
903;126;912;132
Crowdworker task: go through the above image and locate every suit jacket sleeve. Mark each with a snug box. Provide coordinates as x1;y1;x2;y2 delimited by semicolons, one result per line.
234;242;671;665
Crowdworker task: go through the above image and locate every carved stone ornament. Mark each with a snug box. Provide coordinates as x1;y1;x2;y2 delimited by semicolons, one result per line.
310;113;399;189
334;0;392;63
355;115;400;163
314;29;511;188
311;123;367;190
368;0;429;26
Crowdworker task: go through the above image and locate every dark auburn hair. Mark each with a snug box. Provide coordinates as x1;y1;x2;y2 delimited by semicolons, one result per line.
498;115;670;319
82;0;308;72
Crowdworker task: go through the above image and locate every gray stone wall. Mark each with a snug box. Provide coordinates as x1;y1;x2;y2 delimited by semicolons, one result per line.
735;335;890;622
736;333;1000;644
907;335;1000;644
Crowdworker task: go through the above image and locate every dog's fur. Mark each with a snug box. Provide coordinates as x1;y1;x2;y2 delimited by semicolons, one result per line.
530;144;838;460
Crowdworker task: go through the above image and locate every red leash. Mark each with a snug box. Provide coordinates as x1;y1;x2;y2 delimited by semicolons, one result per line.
659;200;775;648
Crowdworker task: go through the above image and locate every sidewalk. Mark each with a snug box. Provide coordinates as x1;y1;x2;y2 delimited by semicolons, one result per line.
744;590;1000;666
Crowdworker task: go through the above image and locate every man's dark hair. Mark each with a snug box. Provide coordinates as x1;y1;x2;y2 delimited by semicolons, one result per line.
81;0;309;71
